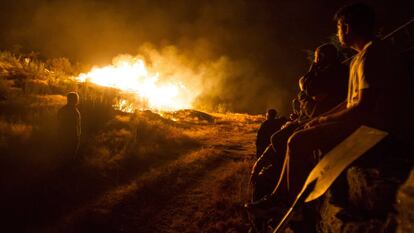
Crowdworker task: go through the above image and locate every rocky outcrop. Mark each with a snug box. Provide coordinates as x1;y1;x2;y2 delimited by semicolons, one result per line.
318;168;400;233
317;144;413;233
396;169;414;233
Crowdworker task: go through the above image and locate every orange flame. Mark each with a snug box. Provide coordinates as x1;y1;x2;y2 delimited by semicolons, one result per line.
75;55;195;111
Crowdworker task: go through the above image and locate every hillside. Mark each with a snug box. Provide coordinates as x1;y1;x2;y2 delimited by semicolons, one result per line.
0;51;260;233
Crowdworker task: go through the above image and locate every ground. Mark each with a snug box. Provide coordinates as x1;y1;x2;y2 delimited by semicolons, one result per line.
0;54;263;233
33;113;259;233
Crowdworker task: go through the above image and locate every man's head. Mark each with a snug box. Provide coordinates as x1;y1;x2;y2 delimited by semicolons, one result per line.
334;3;375;48
314;43;338;66
266;109;277;120
67;92;79;107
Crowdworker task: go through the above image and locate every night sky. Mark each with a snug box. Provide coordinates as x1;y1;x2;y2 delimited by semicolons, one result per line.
0;0;413;114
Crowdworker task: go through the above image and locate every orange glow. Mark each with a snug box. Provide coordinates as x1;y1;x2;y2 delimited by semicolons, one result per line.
75;55;196;111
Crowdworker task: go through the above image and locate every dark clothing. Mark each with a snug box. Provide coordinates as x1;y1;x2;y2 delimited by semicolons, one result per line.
57;105;81;158
274;40;413;203
250;57;349;203
256;117;287;158
297;91;316;121
274;121;358;202
251;146;280;201
303;61;349;116
347;40;413;143
252;123;299;200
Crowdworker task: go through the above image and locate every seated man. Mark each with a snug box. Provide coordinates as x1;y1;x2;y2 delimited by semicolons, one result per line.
256;109;287;158
302;43;349;116
250;42;348;198
248;2;413;219
247;43;348;231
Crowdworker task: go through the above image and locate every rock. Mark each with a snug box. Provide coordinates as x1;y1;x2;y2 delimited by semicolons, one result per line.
317;164;413;233
347;167;400;215
396;169;414;233
317;189;393;233
318;191;344;233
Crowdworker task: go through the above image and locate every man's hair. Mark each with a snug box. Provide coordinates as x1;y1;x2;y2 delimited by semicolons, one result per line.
267;109;277;119
67;92;79;105
334;3;375;37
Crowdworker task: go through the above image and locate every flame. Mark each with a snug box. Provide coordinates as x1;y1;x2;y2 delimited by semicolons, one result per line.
75;55;195;111
114;99;135;113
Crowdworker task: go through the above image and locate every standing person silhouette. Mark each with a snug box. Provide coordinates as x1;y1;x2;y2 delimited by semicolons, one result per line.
58;92;81;163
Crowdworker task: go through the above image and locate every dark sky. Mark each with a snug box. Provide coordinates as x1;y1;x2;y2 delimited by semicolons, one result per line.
0;0;413;114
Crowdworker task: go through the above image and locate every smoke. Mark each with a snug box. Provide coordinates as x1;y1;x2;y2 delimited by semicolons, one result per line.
0;0;412;114
128;42;291;113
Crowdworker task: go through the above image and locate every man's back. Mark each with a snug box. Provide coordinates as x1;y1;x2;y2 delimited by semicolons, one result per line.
304;61;349;116
350;39;413;143
58;105;81;140
256;117;287;157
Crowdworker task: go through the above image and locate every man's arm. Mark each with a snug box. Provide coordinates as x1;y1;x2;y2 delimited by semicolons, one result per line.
304;101;347;128
319;88;376;124
321;101;347;116
250;146;274;183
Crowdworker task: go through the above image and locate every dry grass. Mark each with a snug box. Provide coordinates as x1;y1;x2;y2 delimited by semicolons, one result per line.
0;51;204;232
51;144;254;233
0;119;33;147
0;50;260;233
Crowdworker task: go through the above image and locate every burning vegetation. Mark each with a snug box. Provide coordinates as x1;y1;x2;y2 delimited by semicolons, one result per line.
75;54;198;111
0;50;261;232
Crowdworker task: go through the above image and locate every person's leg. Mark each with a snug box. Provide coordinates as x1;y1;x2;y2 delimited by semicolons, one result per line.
246;124;302;218
257;123;301;200
271;121;358;202
270;123;298;159
251;124;298;199
252;146;278;201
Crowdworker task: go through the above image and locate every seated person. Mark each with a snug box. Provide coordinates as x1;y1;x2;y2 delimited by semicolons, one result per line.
247;3;413;220
256;109;287;158
247;43;349;231
250;42;348;198
303;43;349;116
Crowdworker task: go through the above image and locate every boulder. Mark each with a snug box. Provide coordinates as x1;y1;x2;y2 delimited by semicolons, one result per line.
396;169;414;233
317;164;412;233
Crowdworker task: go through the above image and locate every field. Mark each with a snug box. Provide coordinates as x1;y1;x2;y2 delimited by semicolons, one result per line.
0;51;262;233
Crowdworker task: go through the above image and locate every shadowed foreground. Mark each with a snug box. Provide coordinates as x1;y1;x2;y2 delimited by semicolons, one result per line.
33;113;259;233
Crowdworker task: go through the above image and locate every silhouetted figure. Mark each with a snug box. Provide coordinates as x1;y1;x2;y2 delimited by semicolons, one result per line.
255;109;286;158
246;43;349;233
58;92;81;161
249;43;348;205
247;3;413;221
302;43;348;116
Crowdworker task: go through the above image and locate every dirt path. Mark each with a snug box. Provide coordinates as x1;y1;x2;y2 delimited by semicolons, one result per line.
149;159;249;233
41;121;257;233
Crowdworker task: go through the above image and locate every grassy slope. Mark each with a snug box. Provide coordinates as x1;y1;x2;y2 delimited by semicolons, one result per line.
42;114;260;233
0;51;262;233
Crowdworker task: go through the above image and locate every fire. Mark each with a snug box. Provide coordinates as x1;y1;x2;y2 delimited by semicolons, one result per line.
75;55;195;111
